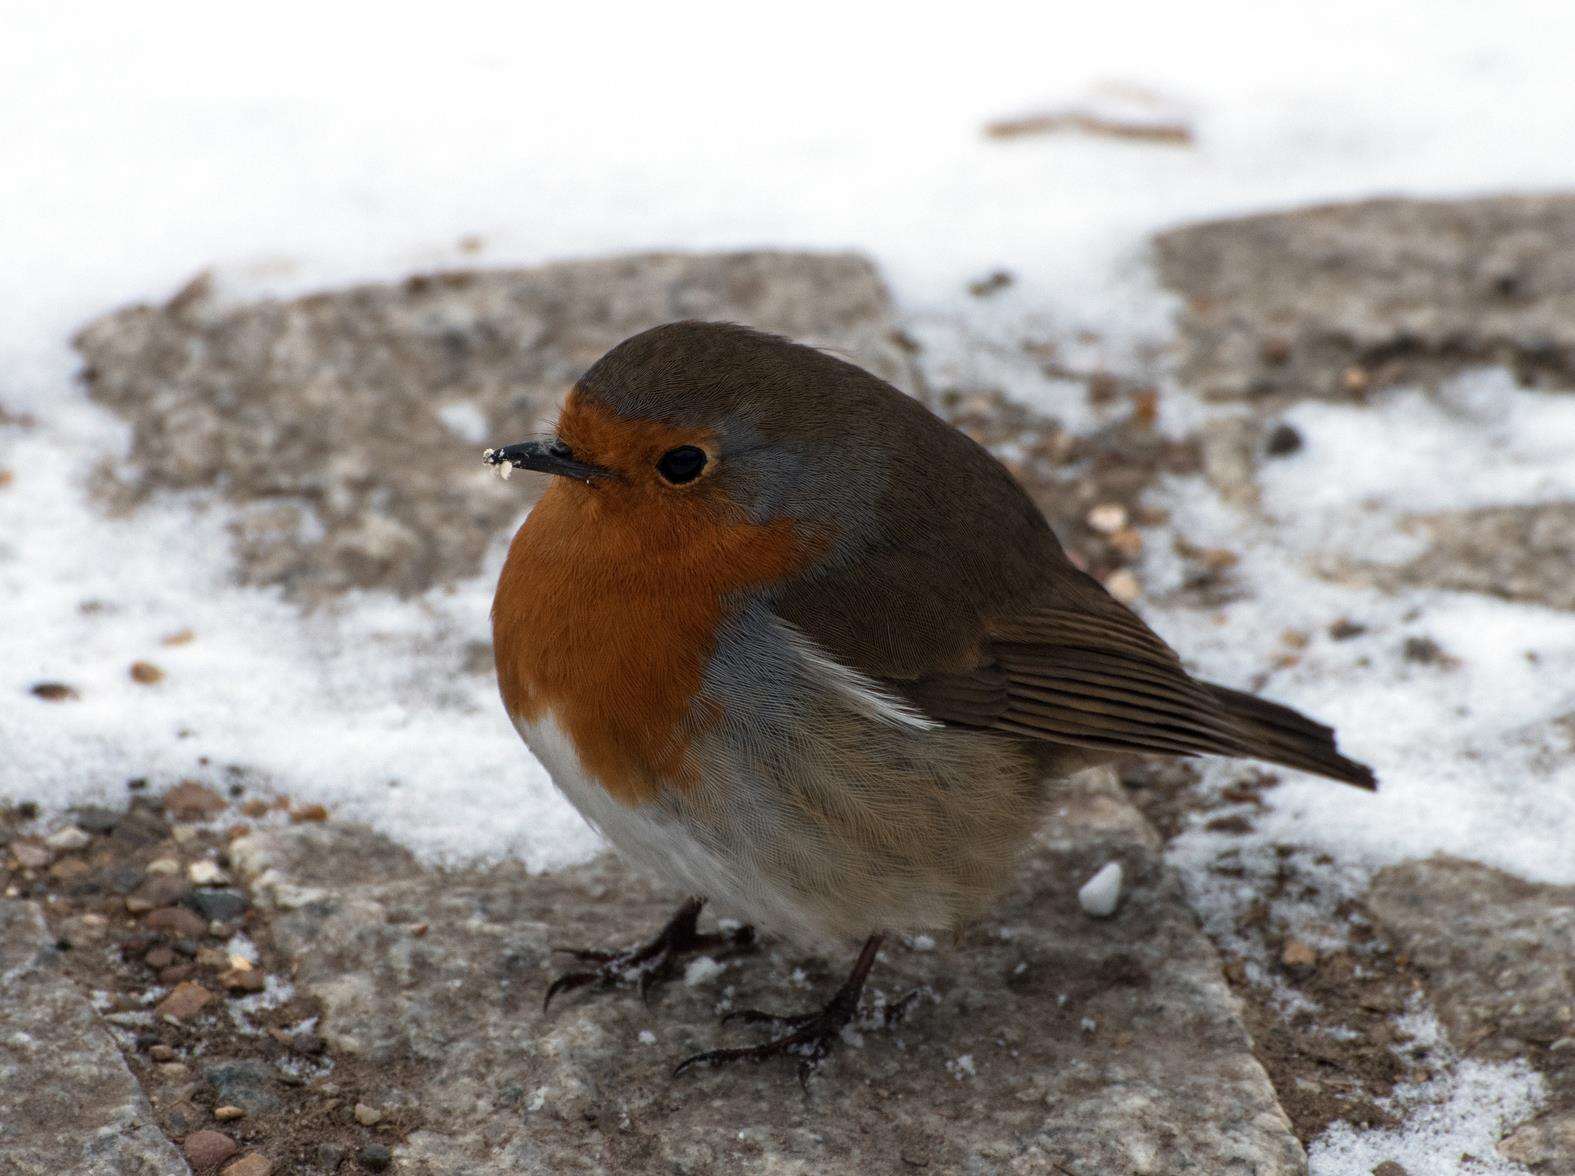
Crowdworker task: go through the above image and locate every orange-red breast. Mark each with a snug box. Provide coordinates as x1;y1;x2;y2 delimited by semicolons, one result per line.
487;320;1374;1078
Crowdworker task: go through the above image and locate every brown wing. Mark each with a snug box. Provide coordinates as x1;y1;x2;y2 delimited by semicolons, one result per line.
905;597;1375;789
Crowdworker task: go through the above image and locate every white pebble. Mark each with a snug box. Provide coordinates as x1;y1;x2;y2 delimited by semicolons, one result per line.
146;858;180;877
1086;502;1128;534
188;860;230;886
638;1029;656;1045
45;826;91;851
1077;861;1124;918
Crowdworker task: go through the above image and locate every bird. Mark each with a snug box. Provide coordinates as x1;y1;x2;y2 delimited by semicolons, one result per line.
485;320;1375;1080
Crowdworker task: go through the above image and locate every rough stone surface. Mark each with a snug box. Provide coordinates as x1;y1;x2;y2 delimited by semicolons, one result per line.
76;252;918;601
1156;195;1575;403
1389;503;1575;612
1368;857;1575;1172
0;901;189;1175
230;771;1306;1174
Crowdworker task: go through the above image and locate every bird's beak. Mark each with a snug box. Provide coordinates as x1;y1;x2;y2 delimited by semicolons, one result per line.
482;439;614;484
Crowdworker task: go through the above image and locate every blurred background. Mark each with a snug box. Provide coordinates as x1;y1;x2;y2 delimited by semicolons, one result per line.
3;3;1573;1173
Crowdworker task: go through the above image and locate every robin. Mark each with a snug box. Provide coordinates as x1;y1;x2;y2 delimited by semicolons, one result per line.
486;320;1374;1080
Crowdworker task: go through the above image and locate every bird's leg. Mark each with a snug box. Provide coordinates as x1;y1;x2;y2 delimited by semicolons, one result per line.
674;933;913;1085
544;896;755;1010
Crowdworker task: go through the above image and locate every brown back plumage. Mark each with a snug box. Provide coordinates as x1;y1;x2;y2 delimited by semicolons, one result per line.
580;321;1376;790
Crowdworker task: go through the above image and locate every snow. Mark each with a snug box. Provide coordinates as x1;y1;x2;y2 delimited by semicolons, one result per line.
1076;861;1125;918
1309;1009;1546;1176
4;3;1574;1168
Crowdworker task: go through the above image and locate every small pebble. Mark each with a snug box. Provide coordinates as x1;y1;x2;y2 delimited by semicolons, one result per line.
45;826;91;851
30;682;79;702
183;1129;238;1171
146;857;181;876
145;906;208;938
1103;569;1141;604
353;1101;383;1126
158;1061;191;1079
358;1144;392;1172
1282;939;1318;969
187;889;247;922
220;967;267;994
1108;528;1143;560
145;946;177;969
154;980;214;1020
290;803;329;823
129;660;166;684
148;1043;177;1062
220;1155;273;1176
11;841;52;870
162;780;227;821
1086;502;1128;534
213;1105;246;1121
1265;422;1304;456
1077;861;1124;918
188;860;230;886
73;806;120;833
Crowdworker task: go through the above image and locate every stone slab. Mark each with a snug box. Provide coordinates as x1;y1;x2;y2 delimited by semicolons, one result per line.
230;771;1306;1175
0;901;189;1175
75;251;917;602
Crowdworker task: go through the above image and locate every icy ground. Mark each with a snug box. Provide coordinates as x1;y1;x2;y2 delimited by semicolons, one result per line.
4;3;1574;1170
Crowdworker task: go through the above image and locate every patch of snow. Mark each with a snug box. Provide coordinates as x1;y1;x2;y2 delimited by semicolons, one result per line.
683;956;725;986
946;1053;977;1080
1309;1011;1545;1176
435;401;490;446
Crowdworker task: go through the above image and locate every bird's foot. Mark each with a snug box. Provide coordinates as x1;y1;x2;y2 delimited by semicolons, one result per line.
673;935;916;1085
544;896;754;1010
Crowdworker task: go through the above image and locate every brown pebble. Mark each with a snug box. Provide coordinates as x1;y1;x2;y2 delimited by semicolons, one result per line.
1108;528;1144;560
11;840;52;870
145;906;208;938
145;946;176;969
130;660;166;685
183;1129;238;1171
135;874;190;908
220;967;267;994
162;628;196;646
220;1154;273;1176
155;980;214;1020
1328;617;1369;641
289;803;329;823
30;682;79;702
1265;422;1303;456
213;1105;246;1121
158;963;196;985
157;1061;191;1079
240;799;269;819
48;858;91;881
148;1043;177;1062
353;1101;383;1126
1282;939;1318;969
1372;1163;1409;1176
1341;365;1371;394
163;780;227;821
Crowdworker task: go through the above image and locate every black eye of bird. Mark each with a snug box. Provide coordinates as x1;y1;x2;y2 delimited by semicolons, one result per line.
656;445;708;485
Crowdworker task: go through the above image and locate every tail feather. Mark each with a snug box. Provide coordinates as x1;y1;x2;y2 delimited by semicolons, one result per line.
1205;682;1377;790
